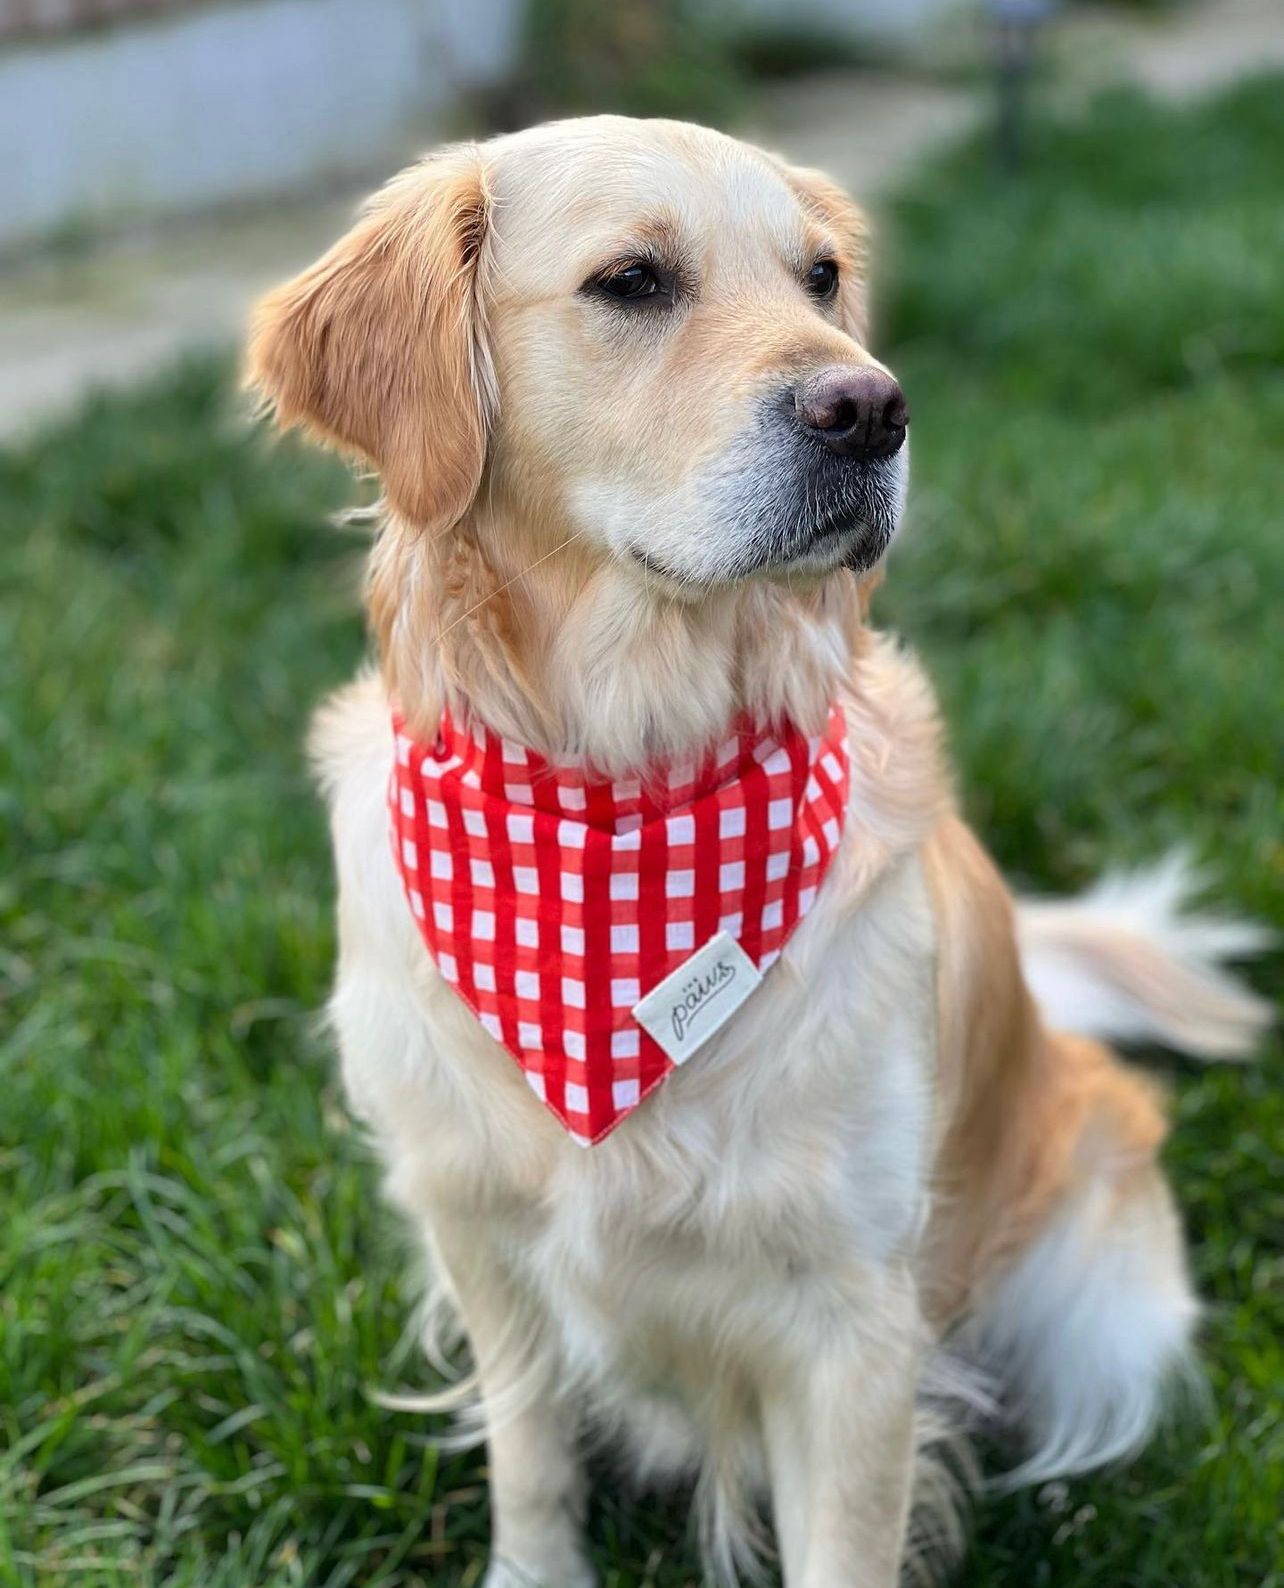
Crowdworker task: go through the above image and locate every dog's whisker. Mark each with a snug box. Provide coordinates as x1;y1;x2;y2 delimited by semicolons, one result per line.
433;532;584;643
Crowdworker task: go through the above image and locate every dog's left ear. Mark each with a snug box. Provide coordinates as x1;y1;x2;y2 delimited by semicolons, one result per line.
781;162;871;343
246;146;494;528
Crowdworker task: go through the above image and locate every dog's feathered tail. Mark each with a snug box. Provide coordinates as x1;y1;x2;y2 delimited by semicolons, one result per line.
1016;851;1272;1060
953;853;1273;1503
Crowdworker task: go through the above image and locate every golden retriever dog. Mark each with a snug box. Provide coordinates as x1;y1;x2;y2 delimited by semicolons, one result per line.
247;117;1268;1586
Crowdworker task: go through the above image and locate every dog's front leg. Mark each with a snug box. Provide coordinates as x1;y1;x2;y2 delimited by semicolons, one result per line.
760;1270;920;1588
428;1211;597;1588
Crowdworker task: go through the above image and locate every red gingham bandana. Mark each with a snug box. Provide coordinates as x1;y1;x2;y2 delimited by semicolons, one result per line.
388;705;850;1145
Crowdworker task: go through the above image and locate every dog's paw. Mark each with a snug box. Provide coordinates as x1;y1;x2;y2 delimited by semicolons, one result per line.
483;1555;598;1588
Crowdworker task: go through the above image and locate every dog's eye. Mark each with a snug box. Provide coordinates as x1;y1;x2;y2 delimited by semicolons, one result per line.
805;259;840;299
593;263;666;302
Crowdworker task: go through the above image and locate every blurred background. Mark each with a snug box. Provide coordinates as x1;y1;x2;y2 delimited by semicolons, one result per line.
2;3;1281;1586
1;0;1281;429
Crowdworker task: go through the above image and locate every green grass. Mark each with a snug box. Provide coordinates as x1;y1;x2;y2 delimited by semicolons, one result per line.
2;78;1282;1588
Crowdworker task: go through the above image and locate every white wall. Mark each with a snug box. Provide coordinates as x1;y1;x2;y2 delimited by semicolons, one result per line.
1;0;521;251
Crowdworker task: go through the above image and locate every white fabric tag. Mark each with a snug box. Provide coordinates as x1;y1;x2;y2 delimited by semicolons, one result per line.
632;930;763;1066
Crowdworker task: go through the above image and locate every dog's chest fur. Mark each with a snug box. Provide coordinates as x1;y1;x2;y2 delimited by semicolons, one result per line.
320;670;941;1438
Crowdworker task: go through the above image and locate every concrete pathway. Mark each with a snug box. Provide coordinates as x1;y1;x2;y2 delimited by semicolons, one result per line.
741;73;979;201
1;0;1279;443
1058;0;1284;99
0;189;365;442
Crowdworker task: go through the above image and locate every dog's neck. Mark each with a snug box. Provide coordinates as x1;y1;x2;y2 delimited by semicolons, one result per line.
369;506;867;776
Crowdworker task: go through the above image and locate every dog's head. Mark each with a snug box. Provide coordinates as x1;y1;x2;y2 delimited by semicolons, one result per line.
248;116;907;594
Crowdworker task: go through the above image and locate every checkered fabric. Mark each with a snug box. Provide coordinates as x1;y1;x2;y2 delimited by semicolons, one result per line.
388;704;850;1145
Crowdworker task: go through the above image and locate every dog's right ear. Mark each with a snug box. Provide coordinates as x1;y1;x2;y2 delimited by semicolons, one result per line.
246;147;494;529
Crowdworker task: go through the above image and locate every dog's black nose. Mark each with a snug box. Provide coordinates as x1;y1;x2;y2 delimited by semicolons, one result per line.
794;365;909;459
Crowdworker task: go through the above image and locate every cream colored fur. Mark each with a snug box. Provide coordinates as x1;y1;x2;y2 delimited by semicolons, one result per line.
249;116;1269;1586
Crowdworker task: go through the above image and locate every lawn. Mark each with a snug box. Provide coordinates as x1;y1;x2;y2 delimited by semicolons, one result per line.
2;78;1281;1588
